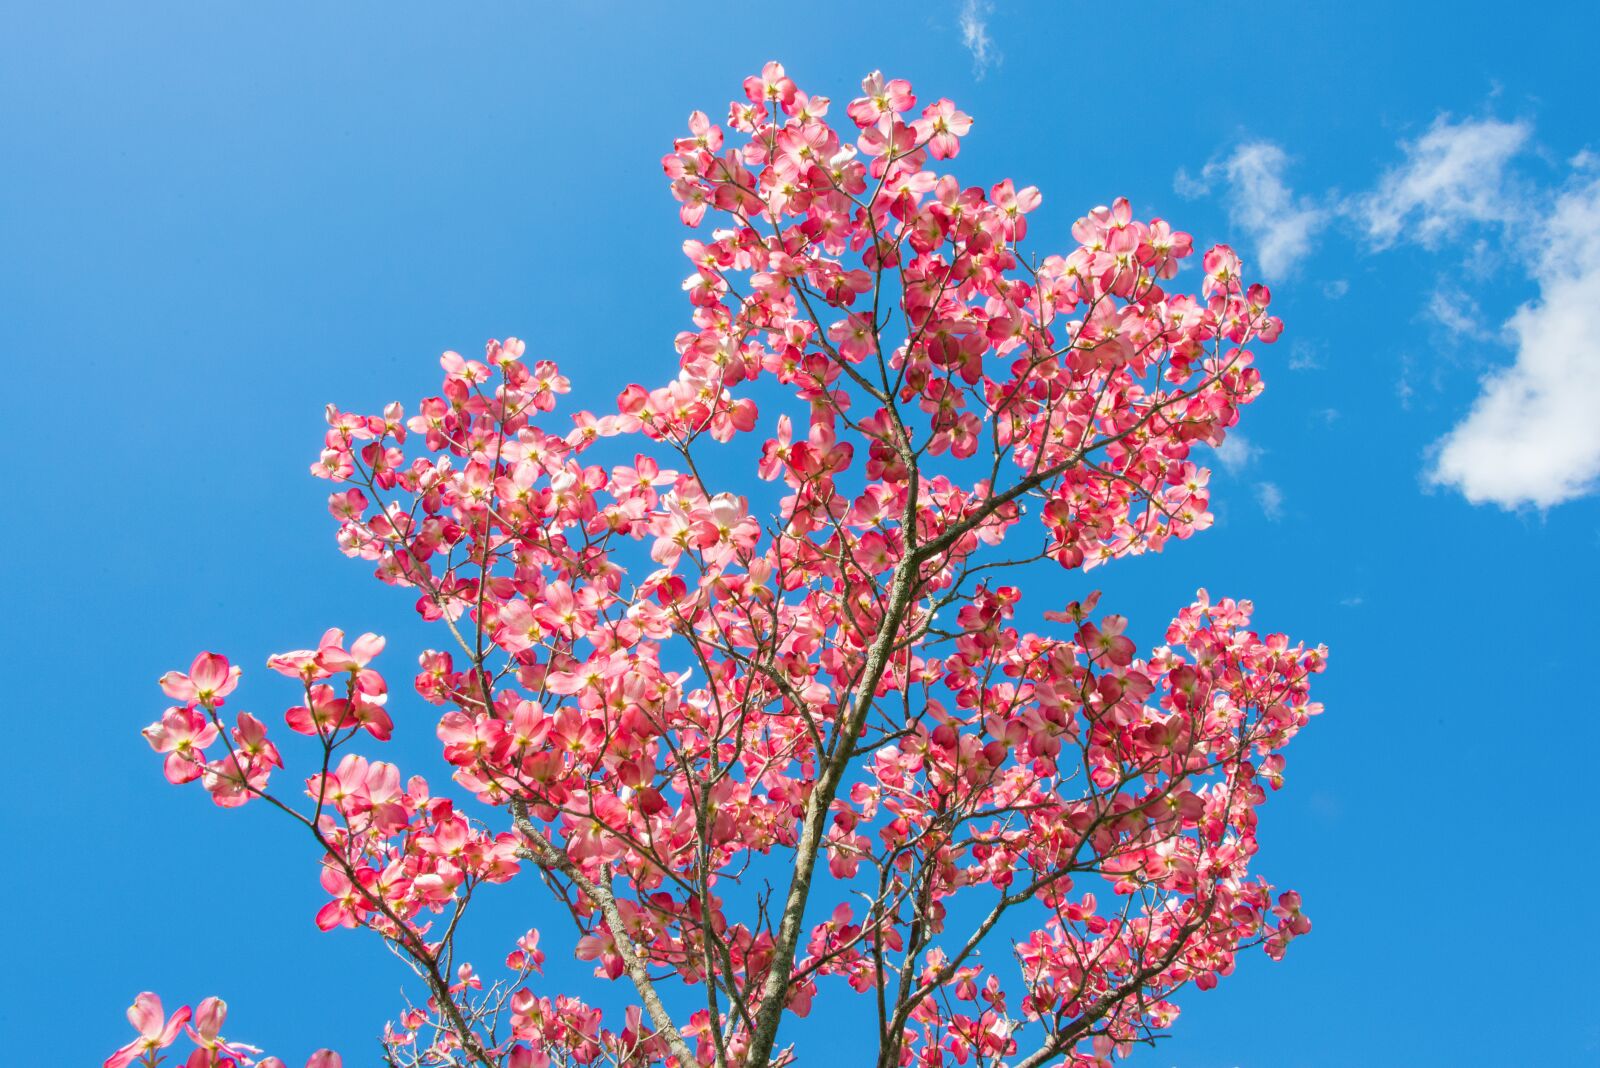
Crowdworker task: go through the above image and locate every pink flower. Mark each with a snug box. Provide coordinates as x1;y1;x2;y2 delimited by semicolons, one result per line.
913;98;972;159
743;60;797;111
184;996;262;1062
285;684;355;737
314;628;388;697
1079;615;1135;667
506;928;546;974
201;751;270;807
105;993;191;1068
847;70;915;127
315;865;372;931
159;652;240;708
142;706;218;784
990;178;1042;240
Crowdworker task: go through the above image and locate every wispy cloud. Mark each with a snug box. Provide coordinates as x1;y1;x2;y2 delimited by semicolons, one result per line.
1396;354;1416;411
1256;482;1286;521
1173;166;1210;199
959;1;999;79
1354;116;1531;249
1427;284;1486;336
1429;174;1600;507
1179;142;1328;280
1287;338;1325;371
1213;432;1260;474
1211;423;1284;524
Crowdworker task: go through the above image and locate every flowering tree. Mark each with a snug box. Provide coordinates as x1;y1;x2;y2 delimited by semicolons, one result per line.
119;63;1325;1068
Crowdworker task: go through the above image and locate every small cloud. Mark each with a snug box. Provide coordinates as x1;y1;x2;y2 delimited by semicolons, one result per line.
958;0;1000;79
1354;115;1531;249
1429;175;1600;508
1288;339;1324;371
1213;432;1260;473
1427;284;1486;336
1255;481;1285;521
1396;354;1416;410
1339;595;1365;608
1323;279;1350;300
1173;166;1210;199
1319;408;1341;425
1202;142;1328;279
1463;236;1497;281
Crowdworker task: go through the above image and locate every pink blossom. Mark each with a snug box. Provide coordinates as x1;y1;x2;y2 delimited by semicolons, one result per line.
159;652;240;707
105;993;190;1068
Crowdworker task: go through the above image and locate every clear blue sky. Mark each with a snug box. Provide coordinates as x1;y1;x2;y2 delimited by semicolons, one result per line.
5;2;1599;1065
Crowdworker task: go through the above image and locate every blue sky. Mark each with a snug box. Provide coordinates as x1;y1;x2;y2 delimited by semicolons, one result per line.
4;2;1599;1065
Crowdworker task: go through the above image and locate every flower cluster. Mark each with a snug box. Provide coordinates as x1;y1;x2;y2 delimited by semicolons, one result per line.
105;992;331;1068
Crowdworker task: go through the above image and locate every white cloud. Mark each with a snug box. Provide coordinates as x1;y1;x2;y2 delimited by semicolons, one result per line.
1396;355;1416;410
1213;432;1259;473
1288;339;1324;371
1429;176;1600;508
1427;285;1486;336
1256;482;1285;521
1173;166;1210;199
1323;279;1350;300
1202;142;1328;280
1356;116;1531;249
959;1;999;79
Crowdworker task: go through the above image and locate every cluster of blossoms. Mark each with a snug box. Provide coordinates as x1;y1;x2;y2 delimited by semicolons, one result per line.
124;62;1320;1068
106;992;336;1068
